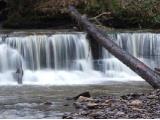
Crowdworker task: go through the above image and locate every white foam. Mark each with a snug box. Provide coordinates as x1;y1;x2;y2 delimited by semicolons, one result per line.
0;69;143;85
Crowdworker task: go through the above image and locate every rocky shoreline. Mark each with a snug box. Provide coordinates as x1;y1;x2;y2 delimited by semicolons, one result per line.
63;89;160;119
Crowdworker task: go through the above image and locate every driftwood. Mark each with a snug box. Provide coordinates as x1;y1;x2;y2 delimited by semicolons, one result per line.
68;6;160;89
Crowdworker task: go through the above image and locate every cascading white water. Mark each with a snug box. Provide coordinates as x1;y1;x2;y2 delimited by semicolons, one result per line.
0;33;105;85
0;44;23;72
101;33;160;80
5;34;93;71
0;32;159;85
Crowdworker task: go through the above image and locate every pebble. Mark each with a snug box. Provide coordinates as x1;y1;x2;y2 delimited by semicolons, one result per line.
63;89;160;119
129;100;143;106
147;95;158;99
116;111;125;116
87;102;98;109
77;96;94;102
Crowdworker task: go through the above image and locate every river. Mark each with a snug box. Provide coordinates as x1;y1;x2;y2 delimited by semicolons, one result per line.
0;30;158;118
0;82;152;118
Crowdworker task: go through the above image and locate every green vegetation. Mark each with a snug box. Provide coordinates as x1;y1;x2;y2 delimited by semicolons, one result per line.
1;0;160;29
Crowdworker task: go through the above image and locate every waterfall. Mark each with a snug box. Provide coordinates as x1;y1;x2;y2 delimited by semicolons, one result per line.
0;33;101;85
0;32;159;85
101;33;160;79
0;44;23;72
5;33;93;71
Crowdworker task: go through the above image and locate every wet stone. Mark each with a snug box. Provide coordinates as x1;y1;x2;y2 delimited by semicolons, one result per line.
129;100;143;107
77;96;94;102
73;102;87;110
64;104;69;106
90;111;104;118
73;102;83;109
86;102;98;109
147;95;158;99
73;92;91;100
63;89;160;119
43;101;52;106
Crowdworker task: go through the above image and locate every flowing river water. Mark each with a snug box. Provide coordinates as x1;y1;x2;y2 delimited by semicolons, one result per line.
0;30;158;118
0;83;152;119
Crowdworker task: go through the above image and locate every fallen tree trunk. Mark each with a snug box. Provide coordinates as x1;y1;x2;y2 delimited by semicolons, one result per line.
155;68;160;76
68;6;160;89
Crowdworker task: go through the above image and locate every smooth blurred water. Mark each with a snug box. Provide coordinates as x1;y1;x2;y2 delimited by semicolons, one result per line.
0;31;157;118
0;32;160;85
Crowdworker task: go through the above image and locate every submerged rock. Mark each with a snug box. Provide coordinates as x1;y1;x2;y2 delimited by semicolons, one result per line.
64;104;69;106
43;101;52;106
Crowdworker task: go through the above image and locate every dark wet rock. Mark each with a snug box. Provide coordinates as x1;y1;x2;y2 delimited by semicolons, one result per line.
43;101;52;106
65;91;91;101
73;91;91;100
63;113;74;119
64;104;69;106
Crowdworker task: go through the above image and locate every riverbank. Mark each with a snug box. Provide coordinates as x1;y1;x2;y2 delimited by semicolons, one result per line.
0;0;160;29
63;88;160;119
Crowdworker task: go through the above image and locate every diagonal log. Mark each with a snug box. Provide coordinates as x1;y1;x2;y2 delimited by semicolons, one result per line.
68;6;160;89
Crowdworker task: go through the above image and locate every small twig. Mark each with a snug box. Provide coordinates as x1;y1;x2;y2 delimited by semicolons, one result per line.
89;12;112;29
89;12;111;20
